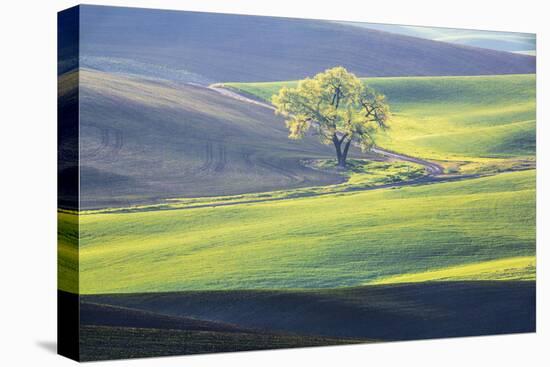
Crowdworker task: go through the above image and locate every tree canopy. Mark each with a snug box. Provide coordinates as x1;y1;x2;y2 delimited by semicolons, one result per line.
272;66;390;167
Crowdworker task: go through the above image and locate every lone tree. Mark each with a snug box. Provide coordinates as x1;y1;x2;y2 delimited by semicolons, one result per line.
272;67;390;168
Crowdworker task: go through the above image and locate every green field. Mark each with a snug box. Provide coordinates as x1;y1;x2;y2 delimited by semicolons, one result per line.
59;71;536;359
226;74;536;173
59;169;535;294
58;73;537;295
79;326;360;361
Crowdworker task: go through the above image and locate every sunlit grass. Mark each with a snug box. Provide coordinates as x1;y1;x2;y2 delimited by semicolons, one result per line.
58;211;79;293
226;74;536;173
60;170;535;294
370;256;535;284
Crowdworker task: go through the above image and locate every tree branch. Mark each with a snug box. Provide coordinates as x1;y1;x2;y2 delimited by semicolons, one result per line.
338;133;348;144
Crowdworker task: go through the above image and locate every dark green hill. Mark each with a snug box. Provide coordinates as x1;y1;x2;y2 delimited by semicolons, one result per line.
85;281;535;341
78;281;534;360
75;293;363;361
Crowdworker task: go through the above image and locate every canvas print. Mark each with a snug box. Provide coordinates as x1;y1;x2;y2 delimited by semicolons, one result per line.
57;5;536;361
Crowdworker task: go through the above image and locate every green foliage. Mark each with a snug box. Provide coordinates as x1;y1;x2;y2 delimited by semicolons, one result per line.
272;67;390;166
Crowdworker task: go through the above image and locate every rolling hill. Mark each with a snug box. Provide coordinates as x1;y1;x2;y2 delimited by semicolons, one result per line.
59;170;535;294
83;281;535;341
59;72;536;294
227;74;536;172
341;22;536;54
75;292;359;360
73;5;535;83
62;68;356;209
76;281;534;360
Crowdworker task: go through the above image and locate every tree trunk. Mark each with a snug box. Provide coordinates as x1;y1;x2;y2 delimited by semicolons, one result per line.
337;154;346;167
341;140;352;167
332;135;345;167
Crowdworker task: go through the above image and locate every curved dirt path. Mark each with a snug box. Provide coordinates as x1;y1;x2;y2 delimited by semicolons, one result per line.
370;147;444;175
209;84;276;110
208;84;445;176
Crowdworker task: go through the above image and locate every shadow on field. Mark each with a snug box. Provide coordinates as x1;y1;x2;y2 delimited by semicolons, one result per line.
71;281;535;360
64;281;536;360
75;300;362;361
84;281;535;340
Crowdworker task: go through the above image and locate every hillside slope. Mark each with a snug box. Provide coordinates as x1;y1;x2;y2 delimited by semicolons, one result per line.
228;74;536;172
76;293;359;360
84;281;535;341
75;5;535;82
59;170;535;294
70;69;346;209
342;22;536;54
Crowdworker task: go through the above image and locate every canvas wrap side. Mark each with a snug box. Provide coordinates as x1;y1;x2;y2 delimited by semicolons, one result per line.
57;5;80;362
